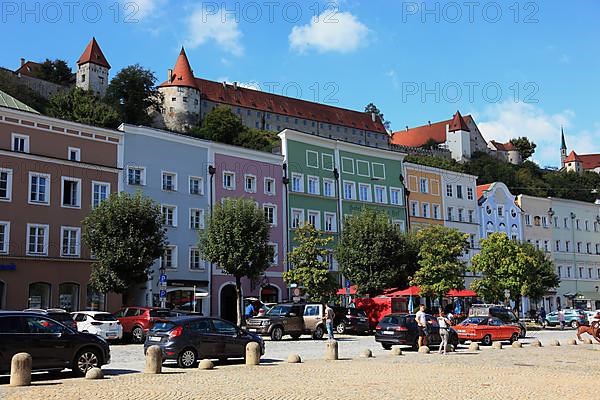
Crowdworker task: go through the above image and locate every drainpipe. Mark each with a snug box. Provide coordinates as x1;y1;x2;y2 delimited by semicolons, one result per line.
282;162;290;275
399;174;410;232
208;165;216;316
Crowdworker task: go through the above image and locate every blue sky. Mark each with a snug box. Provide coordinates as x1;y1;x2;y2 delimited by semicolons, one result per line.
2;0;599;167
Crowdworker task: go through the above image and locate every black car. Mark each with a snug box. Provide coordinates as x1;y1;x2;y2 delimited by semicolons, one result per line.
143;316;265;368
0;311;111;376
332;307;370;334
375;313;459;351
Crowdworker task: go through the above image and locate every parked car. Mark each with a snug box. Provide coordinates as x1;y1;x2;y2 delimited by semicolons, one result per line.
143;316;264;368
469;304;527;338
71;311;123;341
374;313;459;351
23;308;78;331
246;303;327;340
256;303;277;317
455;316;520;346
0;311;111;376
114;307;171;343
331;306;370;334
543;309;588;328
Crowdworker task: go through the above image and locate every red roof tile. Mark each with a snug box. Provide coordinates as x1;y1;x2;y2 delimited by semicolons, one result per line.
564;151;600;169
391;113;474;147
77;37;110;69
489;140;517;152
448;110;470;132
161;47;197;89
564;150;581;163
477;183;492;200
15;61;42;77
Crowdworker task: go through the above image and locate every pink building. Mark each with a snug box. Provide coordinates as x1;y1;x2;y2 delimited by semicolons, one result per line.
210;146;286;322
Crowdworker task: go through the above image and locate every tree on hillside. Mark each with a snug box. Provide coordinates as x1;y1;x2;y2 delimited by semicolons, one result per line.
510;137;537;161
365;102;391;131
46;87;120;128
335;208;413;296
35;59;72;84
0;70;48;112
411;226;470;299
233;128;278;152
423;138;440;150
470;233;560;314
191;105;245;144
199;198;273;327
82;192;167;303
283;224;337;303
105;64;162;126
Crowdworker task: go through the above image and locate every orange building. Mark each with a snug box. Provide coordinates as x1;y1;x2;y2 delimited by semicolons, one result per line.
404;163;445;230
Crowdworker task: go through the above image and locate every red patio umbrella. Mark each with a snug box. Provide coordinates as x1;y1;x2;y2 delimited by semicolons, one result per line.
336;285;357;295
447;289;477;297
385;286;420;297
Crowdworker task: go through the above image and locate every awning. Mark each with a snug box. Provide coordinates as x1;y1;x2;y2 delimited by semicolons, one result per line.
336;285;357;295
447;289;477;297
385;286;420;297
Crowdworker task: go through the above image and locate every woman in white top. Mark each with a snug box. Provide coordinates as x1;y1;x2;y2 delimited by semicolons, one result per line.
437;310;452;355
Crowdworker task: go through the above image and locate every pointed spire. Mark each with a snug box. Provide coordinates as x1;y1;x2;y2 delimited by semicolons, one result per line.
161;47;197;89
77;37;110;69
448;110;470;132
560;126;567;150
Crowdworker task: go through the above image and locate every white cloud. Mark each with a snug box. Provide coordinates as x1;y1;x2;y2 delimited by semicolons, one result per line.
475;102;600;168
386;69;399;89
184;6;244;56
125;0;167;20
289;8;369;54
216;77;261;91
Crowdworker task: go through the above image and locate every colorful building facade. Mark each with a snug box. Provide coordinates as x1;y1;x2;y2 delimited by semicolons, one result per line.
477;182;524;242
404;163;445;230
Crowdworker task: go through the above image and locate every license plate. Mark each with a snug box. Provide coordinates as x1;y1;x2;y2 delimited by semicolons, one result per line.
248;328;258;332
359;318;367;322
107;332;117;337
383;331;395;335
149;336;161;342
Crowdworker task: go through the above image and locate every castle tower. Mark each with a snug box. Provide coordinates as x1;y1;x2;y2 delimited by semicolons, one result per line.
560;127;567;168
158;47;201;132
446;110;472;162
76;37;110;97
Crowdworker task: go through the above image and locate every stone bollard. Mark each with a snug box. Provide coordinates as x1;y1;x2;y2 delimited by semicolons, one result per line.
245;342;261;366
85;367;104;380
469;342;480;351
144;345;162;374
567;339;577;346
287;354;302;363
360;349;373;358
198;359;214;370
492;341;503;350
10;353;32;387
418;346;430;354
531;340;543;347
550;340;560;346
511;341;522;348
583;338;593;345
391;346;403;356
325;340;339;360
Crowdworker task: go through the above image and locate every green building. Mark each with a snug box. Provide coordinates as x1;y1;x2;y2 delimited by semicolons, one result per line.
279;129;408;279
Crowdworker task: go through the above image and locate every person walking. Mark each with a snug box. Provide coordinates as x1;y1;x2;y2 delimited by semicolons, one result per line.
558;307;565;330
416;304;428;348
324;304;336;340
244;301;256;325
437;310;452;355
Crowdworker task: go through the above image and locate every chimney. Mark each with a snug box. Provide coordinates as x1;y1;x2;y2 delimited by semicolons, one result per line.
167;69;173;82
20;58;25;67
371;112;376;122
405;126;409;131
222;81;227;89
233;82;238;90
428;121;431;126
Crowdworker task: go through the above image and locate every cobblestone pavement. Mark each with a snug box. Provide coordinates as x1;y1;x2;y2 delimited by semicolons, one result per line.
1;339;597;399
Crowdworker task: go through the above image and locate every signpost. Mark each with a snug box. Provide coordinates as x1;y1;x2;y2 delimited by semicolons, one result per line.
345;279;351;295
159;270;167;308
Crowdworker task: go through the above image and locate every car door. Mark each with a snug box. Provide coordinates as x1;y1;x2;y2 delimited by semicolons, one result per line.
425;315;440;344
303;304;321;333
23;316;73;370
187;319;214;358
487;317;504;340
0;316;28;373
210;319;240;357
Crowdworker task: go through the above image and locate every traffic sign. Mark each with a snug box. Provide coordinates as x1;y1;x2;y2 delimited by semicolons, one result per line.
292;288;301;297
159;274;167;284
345;279;351;289
159;290;167;298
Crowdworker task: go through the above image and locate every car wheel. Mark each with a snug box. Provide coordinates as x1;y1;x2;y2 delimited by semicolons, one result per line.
312;325;324;340
510;333;519;344
290;333;301;340
271;326;284;341
481;334;492;346
177;348;197;368
336;322;346;334
570;320;579;329
73;348;101;376
381;343;392;350
411;336;419;351
131;326;144;344
451;335;459;349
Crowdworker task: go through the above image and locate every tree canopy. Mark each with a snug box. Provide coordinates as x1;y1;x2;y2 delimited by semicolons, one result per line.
0;70;48;112
365;102;391;131
82;192;167;299
510;137;537;160
46;87;120;128
34;59;72;84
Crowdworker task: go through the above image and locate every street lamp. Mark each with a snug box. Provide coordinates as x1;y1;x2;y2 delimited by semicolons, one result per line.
570;211;577;306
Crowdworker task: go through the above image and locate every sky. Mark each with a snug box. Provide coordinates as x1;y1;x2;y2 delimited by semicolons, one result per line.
1;0;599;168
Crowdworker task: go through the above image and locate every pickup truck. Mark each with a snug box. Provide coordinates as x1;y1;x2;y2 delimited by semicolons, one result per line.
246;303;326;341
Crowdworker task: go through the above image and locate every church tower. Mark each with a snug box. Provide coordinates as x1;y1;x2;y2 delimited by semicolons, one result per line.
560;127;567;168
76;37;110;98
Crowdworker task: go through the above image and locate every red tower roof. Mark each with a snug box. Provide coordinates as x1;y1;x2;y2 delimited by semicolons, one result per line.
77;37;110;69
391;113;474;147
448;110;470;132
160;47;197;89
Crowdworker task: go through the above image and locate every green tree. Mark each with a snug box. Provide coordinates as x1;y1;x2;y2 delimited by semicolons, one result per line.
82;192;167;302
233;128;278;152
365;102;391;131
193;105;245;144
469;233;515;303
46;87;120;128
411;226;470;299
283;224;337;302
199;198;273;326
510;137;537;160
105;64;162;125
35;59;72;84
335;208;412;296
0;70;48;112
423;138;440;150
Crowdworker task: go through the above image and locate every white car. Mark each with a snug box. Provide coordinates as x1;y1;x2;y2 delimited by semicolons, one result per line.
71;311;123;341
585;310;600;325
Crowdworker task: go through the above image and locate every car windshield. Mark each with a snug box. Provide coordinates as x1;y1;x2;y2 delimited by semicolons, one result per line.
266;305;290;316
460;317;486;325
150;309;171;318
349;309;367;317
92;313;117;321
381;315;402;325
150;321;177;332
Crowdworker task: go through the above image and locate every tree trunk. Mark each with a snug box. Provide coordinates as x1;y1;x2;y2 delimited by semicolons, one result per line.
236;276;242;328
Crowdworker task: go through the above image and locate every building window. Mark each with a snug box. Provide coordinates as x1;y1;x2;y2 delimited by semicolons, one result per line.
446;184;453;197
558;266;562;277
127;167;145;186
291;173;304;193
497;206;504;218
307;176;320;195
358;183;371;202
324;212;337;232
161;246;177;269
0;169;13;201
162;172;177;191
458;208;464;222
577;242;582;253
393;220;406;232
563;217;569;229
264;178;276;196
263;204;277;226
190;209;204;230
0;222;9;254
92;182;110;208
468;210;474;223
29;173;50;205
433;204;440;219
541;216;548;228
467;187;474;200
579;267;584;279
587;243;592;254
576;219;581;230
555;241;561;252
323;178;335;197
27;224;48;256
28;282;51;309
269;243;278;265
67;147;81;162
390;188;403;205
189;248;204;271
245;174;257;193
291;209;304;229
307;210;321;230
61;227;80;257
81;74;86;82
596;244;600;254
189;176;204;195
11;133;29;153
585;220;590;231
470;234;476;249
162;205;177;227
447;207;454;221
374;186;387;204
524;214;531;226
544;240;549;252
343;181;356;200
410;201;419;217
223;172;235;190
420;178;429;193
456;185;463;199
422;203;430;218
61;177;81;208
566;241;571;252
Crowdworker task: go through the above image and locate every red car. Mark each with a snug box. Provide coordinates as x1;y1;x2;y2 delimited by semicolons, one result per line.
114;307;170;343
455;316;520;346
